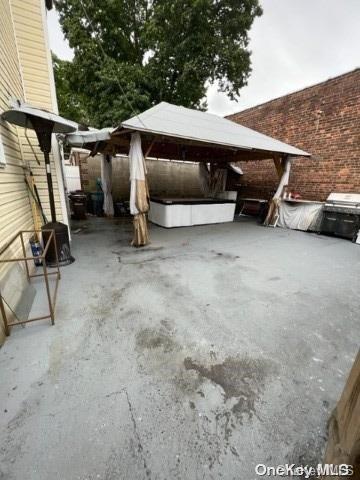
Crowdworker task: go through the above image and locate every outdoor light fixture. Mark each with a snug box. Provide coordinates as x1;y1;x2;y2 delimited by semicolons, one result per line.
1;100;78;266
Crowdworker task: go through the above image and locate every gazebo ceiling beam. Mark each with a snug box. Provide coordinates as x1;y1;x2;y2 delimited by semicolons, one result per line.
85;132;301;163
101;138;278;162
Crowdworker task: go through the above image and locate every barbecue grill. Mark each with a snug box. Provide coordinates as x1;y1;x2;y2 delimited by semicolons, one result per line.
321;193;360;242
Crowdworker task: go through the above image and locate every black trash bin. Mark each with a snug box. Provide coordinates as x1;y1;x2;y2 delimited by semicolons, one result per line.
42;222;75;266
69;191;87;220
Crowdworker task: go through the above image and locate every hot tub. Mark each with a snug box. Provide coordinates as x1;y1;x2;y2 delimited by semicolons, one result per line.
148;197;236;228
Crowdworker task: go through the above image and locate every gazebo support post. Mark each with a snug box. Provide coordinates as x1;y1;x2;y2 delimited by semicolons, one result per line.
264;155;291;226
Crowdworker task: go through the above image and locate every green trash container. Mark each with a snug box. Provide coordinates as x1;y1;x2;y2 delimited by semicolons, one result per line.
91;192;104;216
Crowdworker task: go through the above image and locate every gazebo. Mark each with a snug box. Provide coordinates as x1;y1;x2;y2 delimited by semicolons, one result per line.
66;102;310;246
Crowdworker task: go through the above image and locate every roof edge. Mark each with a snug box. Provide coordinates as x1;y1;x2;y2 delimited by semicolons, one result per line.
119;123;310;157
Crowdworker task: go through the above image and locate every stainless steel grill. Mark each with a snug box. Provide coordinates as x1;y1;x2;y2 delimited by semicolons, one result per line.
321;193;360;241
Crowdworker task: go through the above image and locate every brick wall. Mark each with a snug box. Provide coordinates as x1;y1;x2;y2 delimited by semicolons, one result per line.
80;154;203;200
227;69;360;201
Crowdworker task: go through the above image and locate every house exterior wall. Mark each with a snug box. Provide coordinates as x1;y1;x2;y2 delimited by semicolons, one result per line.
227;69;360;201
80;155;203;200
0;0;32;250
0;0;65;343
10;0;66;222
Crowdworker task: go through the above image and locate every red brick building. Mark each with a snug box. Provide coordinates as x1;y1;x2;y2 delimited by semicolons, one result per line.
227;68;360;201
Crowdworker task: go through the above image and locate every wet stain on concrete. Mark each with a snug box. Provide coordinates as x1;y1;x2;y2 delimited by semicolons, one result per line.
6;399;36;435
209;350;217;360
178;355;276;469
184;356;272;423
210;250;240;261
113;247;244;267
160;319;172;330
89;285;129;319
49;337;64;382
112;246;165;264
139;246;165;253
287;436;326;469
136;327;180;353
1;395;40;472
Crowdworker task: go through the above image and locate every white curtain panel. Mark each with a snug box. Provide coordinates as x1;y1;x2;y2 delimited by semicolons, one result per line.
101;154;114;216
199;163;229;197
129;132;147;215
199;162;210;197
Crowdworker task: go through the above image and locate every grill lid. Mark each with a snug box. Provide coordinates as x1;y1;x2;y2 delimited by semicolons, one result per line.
326;192;360;206
324;192;360;215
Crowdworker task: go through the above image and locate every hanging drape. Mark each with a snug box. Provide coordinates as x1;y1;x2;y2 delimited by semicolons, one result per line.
199;162;228;197
199;162;210;197
101;154;114;216
209;168;227;196
264;156;291;226
129;132;150;246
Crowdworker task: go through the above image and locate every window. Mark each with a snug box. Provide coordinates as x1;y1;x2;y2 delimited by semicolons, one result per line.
0;130;6;168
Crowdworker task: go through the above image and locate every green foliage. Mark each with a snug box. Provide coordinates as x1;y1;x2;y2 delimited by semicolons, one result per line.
52;54;90;125
54;0;262;128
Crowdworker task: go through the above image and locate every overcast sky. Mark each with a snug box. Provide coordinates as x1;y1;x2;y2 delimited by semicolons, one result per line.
47;0;360;117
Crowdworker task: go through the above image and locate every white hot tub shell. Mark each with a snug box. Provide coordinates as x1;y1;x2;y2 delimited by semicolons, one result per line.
148;198;236;228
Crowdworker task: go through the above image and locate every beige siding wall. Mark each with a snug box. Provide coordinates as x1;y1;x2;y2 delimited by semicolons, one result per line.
0;0;64;343
11;0;63;222
0;0;32;341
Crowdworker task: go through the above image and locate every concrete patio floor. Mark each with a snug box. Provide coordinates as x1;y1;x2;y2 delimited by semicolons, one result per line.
1;216;359;480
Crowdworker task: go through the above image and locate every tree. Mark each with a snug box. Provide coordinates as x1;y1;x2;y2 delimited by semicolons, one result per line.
54;0;262;128
52;54;90;125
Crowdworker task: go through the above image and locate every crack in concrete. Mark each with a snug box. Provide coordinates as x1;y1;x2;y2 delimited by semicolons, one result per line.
124;389;151;479
105;390;124;398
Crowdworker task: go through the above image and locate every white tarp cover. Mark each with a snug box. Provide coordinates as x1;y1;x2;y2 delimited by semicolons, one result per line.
121;102;310;157
129;132;147;215
101;154;114;216
278;201;324;231
66;128;113;148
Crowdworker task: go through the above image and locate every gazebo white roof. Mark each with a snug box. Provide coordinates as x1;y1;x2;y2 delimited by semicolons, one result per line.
120;102;310;157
